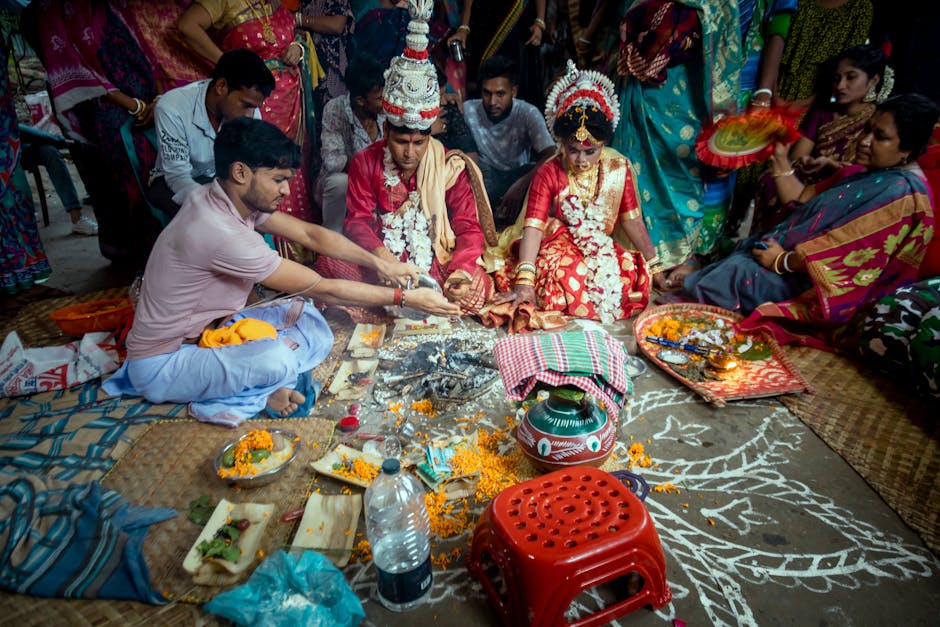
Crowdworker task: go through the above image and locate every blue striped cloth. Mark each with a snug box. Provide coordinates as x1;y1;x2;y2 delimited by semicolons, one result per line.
0;380;184;602
0;474;175;602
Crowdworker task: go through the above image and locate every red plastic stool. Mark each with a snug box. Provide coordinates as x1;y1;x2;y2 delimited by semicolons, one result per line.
467;467;671;626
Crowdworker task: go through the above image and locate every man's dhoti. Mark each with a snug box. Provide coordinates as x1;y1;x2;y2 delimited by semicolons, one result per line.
102;300;333;427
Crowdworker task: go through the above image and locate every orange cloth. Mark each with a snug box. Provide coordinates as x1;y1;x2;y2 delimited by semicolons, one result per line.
198;318;277;348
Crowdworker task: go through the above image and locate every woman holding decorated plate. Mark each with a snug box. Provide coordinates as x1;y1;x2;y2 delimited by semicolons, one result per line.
752;44;892;231
684;93;938;349
487;61;662;329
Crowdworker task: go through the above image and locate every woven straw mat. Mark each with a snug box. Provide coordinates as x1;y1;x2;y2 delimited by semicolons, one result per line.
780;346;939;555
101;417;335;604
0;594;223;627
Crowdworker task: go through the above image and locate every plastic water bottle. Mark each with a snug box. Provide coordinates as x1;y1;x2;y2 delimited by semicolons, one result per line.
365;458;433;611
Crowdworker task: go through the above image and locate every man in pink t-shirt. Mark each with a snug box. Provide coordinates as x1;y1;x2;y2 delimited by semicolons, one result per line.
104;118;459;427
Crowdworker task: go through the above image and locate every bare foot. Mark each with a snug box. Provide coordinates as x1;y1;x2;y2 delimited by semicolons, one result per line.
266;387;306;416
664;257;700;290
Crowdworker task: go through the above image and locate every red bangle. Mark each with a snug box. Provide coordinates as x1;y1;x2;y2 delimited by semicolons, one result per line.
393;287;403;306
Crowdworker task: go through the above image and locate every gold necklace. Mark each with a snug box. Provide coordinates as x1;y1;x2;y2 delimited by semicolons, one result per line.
568;163;599;206
244;0;276;44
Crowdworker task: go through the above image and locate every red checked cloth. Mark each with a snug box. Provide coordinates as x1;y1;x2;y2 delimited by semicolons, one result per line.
493;330;630;418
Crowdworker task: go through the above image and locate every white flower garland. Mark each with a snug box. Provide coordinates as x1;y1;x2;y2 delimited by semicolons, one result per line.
558;190;623;324
382;146;401;188
380;146;434;271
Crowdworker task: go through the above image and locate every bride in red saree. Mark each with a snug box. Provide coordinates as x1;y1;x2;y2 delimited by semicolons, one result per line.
487;62;663;330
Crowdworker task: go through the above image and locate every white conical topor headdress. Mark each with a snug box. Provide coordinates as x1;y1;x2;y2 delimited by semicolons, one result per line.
381;0;440;131
544;60;620;140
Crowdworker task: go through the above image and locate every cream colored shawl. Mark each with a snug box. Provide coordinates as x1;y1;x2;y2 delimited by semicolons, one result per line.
415;137;489;265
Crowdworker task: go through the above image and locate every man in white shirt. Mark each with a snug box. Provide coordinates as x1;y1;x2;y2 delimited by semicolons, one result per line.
315;54;386;232
463;55;555;226
148;49;274;219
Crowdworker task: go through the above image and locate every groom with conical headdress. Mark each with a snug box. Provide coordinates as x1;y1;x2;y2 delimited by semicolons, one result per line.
324;0;496;314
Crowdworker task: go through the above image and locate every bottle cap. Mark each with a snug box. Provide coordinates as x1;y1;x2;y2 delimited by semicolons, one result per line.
381;458;401;474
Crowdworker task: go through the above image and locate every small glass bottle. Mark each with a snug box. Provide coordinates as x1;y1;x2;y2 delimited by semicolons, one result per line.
128;272;144;310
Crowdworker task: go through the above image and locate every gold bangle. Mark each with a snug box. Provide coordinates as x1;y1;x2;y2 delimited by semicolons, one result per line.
514;277;535;287
772;252;786;275
515;270;536;280
457;24;470;33
515;262;536;274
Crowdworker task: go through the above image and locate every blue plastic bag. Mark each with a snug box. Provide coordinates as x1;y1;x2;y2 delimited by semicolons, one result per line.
203;550;364;626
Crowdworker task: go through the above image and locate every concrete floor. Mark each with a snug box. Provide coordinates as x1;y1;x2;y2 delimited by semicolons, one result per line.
29;163;137;296
19;164;940;626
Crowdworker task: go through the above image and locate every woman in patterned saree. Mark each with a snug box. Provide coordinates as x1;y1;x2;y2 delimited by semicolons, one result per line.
753;45;889;231
23;0;159;263
684;94;938;350
178;0;315;259
612;0;743;289
1;36;51;294
446;0;547;107
489;62;662;329
118;1;214;91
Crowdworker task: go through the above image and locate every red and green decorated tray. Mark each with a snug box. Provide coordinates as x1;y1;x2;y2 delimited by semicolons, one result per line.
633;304;811;406
695;107;801;170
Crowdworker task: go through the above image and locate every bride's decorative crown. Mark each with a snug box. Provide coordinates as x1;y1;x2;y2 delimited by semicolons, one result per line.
544;60;620;141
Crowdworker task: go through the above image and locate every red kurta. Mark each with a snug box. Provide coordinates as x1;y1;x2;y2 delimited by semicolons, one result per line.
342;139;485;284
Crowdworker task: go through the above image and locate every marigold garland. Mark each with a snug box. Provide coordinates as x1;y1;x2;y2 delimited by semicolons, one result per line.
411;399;437;418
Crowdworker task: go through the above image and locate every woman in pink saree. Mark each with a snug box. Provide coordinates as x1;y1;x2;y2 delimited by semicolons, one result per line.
117;1;214;91
178;0;315;260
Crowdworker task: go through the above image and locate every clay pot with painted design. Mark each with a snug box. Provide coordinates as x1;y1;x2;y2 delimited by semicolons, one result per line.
514;391;616;472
